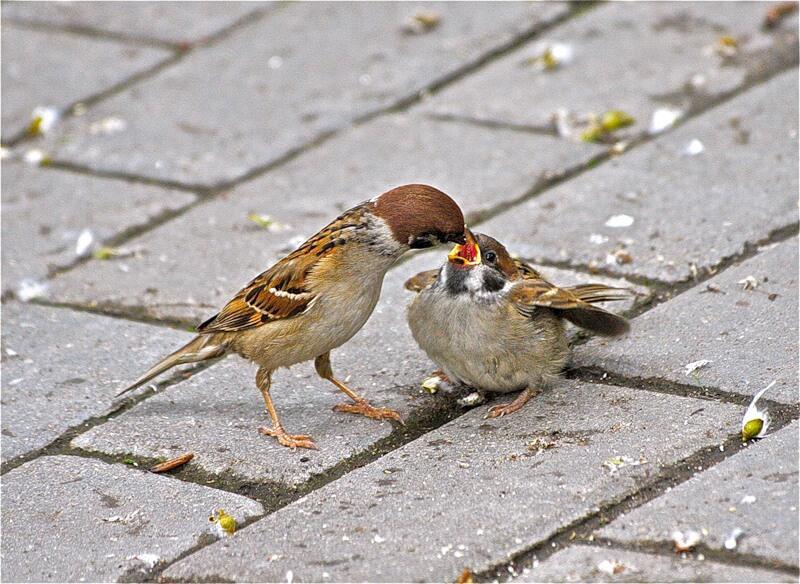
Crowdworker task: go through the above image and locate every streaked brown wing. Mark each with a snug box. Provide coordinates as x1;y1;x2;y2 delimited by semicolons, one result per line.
512;258;544;281
509;279;630;336
196;206;365;333
404;269;440;292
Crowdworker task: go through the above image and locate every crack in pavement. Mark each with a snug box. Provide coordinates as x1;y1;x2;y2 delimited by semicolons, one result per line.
474;413;800;582
586;538;800;578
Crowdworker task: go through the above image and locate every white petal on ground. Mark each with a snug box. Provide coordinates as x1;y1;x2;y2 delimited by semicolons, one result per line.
75;229;95;256
724;527;744;550
17;279;48;302
605;214;635;228
684;359;712;376
649;108;682;134
684;139;705;155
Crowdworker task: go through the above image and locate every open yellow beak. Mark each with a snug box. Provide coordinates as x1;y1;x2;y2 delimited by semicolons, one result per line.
448;229;481;267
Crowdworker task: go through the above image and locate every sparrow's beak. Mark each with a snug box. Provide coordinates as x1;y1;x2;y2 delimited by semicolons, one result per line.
448;229;481;268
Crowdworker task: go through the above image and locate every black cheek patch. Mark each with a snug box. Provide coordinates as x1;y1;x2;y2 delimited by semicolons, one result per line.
482;270;506;293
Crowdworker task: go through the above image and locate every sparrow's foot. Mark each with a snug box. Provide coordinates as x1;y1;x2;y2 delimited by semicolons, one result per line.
258;426;317;450
333;399;404;424
485;387;539;419
430;370;451;383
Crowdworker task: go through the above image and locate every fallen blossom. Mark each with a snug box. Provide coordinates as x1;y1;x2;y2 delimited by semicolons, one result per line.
672;529;702;552
75;229;95;257
738;275;759;290
28;106;60;135
741;380;775;441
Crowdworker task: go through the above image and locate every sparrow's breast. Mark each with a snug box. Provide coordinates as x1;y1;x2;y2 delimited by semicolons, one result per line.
408;285;568;392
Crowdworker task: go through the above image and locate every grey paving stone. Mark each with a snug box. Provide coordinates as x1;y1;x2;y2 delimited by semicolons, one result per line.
69;250;641;488
36;2;568;185
1;161;196;295
0;455;263;582
421;1;798;132
0;303;191;464
475;70;799;283
162;382;740;582
599;422;799;568
45;113;598;324
574;238;799;405
1;23;169;141
2;1;269;45
515;545;793;582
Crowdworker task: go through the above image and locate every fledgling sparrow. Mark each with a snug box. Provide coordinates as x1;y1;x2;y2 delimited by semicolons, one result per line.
406;231;631;418
118;184;467;449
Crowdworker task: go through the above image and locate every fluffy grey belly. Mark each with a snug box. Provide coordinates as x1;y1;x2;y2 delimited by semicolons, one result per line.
408;289;569;393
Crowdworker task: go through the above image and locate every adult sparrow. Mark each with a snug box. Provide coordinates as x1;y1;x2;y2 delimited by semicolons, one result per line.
119;184;466;449
406;231;630;418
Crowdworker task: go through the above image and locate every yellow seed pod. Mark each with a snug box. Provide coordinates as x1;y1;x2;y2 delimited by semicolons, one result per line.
742;418;764;442
601;110;636;132
210;508;237;536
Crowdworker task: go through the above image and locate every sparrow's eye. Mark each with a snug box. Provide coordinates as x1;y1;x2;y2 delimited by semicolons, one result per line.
484;250;497;264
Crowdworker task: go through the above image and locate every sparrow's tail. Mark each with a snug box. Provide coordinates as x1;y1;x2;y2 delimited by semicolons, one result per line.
116;335;227;397
560;284;632;337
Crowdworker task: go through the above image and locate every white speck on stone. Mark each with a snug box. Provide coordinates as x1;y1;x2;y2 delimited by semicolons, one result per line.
672;529;702;552
741;495;756;504
684;139;705;155
359;74;372;86
605;214;634;228
23;149;46;165
738;275;759;290
724;527;744;550
75;229;95;256
9;378;24;386
597;559;627;575
372;534;386;543
684;360;711;376
17;278;48;302
5;348;18;357
89;116;127;135
286;570;294;584
649;108;682;134
128;553;160;568
268;56;283;69
589;233;609;245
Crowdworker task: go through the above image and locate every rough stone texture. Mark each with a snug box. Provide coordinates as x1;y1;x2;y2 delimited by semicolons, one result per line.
163;382;740;582
1;23;169;141
422;1;798;132
516;545;793;583
1;161;196;295
475;70;799;283
600;422;799;569
36;2;568;185
69;251;640;488
0;456;263;582
44;113;599;324
0;303;191;464
2;1;269;45
575;238;799;405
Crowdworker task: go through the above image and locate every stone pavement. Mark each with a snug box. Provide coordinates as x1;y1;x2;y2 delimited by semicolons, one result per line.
1;2;798;583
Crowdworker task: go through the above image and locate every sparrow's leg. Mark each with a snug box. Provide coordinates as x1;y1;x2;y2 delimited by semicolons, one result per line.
255;367;317;449
314;353;403;424
486;387;540;419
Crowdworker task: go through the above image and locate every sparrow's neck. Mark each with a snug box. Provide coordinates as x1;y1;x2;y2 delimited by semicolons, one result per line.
440;264;508;299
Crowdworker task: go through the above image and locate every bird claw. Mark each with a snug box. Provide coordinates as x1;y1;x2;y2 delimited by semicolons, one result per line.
485;402;523;419
258;426;318;450
333;400;405;425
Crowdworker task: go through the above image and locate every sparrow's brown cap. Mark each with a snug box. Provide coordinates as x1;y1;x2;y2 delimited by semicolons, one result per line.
372;184;466;247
